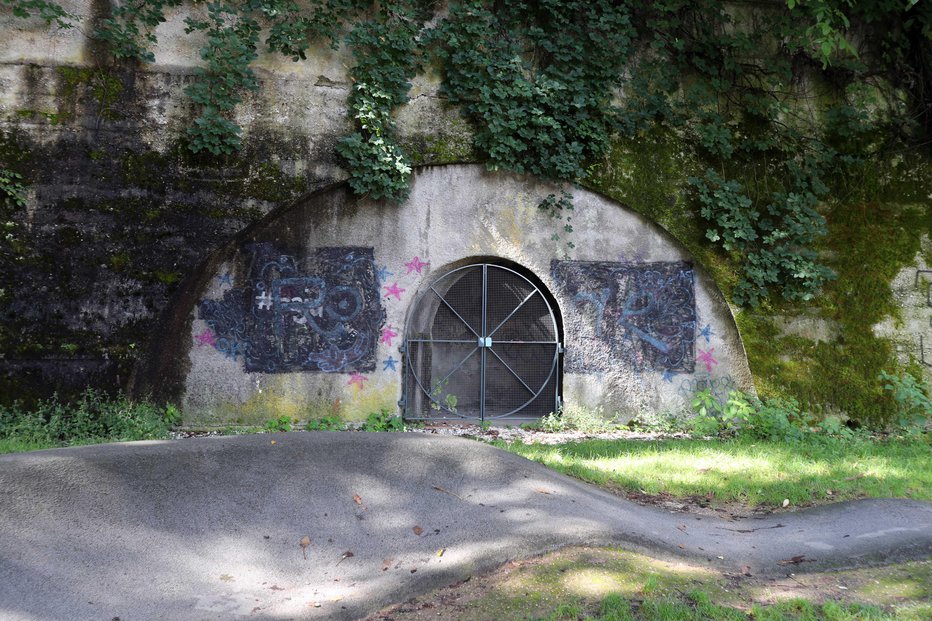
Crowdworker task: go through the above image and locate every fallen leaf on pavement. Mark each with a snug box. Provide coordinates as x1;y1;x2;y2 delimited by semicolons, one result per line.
436;548;445;557
778;555;809;566
337;551;354;565
412;525;423;536
220;574;234;582
741;565;752;576
676;524;688;533
300;536;311;560
353;494;363;505
432;485;464;500
534;488;551;495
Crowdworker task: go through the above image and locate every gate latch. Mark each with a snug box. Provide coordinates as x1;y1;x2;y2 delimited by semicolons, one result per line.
478;336;492;348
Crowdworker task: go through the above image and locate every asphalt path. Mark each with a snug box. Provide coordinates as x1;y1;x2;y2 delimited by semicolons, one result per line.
1;433;930;621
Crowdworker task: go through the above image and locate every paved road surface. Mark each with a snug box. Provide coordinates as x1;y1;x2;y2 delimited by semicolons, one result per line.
1;433;930;620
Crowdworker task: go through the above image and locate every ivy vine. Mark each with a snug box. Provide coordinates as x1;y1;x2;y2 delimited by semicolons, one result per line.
6;0;932;305
335;1;430;201
2;0;73;27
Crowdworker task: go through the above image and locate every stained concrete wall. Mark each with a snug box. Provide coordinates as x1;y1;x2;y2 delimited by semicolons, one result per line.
162;165;753;425
0;2;470;403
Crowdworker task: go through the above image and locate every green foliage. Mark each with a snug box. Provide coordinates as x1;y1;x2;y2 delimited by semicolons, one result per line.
97;0;361;155
2;0;73;27
880;371;932;432
431;0;633;187
264;414;295;432
12;0;932;310
689;389;818;442
538;190;576;251
536;405;611;434
305;415;345;431
335;0;428;201
737;198;931;427
0;168;26;210
97;0;182;62
0;389;176;447
360;409;404;432
690;169;833;306
336;83;413;202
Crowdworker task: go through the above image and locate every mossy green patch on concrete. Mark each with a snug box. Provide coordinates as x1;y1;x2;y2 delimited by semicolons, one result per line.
402;125;476;167
590;128;932;425
738;199;931;422
55;65;123;123
588;131;739;297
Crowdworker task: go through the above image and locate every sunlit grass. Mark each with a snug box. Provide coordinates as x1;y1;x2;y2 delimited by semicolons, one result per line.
494;436;932;508
381;547;931;621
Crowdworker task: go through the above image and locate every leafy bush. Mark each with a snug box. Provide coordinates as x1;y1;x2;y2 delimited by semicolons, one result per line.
360;409;404;432
264;415;295;432
305;415;345;431
880;371;932;432
0;389;177;447
537;405;612;434
689;388;828;442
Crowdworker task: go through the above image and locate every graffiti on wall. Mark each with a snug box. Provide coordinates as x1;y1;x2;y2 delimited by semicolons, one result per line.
198;243;385;373
551;260;697;373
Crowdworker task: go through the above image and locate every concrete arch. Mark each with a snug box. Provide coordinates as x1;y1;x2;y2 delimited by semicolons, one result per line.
137;164;752;425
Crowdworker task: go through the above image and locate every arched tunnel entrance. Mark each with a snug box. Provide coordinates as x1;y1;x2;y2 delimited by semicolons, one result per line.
403;261;562;422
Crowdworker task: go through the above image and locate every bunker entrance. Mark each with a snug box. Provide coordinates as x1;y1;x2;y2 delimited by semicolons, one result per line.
403;263;561;422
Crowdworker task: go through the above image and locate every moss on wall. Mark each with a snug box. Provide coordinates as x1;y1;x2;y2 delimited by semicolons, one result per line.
590;129;932;424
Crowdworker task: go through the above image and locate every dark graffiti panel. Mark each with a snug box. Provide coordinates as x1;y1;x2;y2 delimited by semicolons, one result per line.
199;243;385;373
551;260;696;373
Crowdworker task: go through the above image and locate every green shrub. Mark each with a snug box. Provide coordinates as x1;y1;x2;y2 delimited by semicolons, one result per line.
688;388;837;442
264;415;295;433
305;415;345;431
880;370;932;433
360;409;404;432
0;389;176;447
537;405;612;433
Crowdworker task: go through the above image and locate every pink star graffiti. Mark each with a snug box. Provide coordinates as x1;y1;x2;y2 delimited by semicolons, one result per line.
381;325;398;346
347;373;367;390
404;256;429;275
383;282;405;300
697;348;718;373
194;329;216;347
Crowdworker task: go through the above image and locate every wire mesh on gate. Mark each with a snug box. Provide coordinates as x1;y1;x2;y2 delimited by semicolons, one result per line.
403;264;561;422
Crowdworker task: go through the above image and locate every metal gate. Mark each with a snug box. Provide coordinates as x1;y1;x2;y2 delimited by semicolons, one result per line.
402;263;561;422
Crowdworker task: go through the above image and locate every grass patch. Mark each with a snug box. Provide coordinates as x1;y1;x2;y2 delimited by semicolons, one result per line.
370;547;932;621
493;436;932;508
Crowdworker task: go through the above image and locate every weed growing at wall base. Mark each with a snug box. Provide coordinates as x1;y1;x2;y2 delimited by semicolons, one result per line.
0;389;177;451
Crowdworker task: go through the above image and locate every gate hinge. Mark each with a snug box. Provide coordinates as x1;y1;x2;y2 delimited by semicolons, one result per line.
557;343;564;354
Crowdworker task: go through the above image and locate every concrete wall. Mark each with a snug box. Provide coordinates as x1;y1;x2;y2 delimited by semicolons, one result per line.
162;165;753;425
0;2;470;402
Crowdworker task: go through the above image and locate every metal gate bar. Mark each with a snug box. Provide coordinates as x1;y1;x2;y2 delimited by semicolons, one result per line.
402;263;561;422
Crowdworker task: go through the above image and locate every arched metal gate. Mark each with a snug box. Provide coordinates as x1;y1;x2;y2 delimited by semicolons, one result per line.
402;263;561;422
